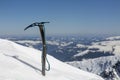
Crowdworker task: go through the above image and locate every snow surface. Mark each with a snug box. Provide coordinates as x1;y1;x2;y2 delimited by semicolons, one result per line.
106;36;120;40
0;39;104;80
76;44;86;48
15;40;60;46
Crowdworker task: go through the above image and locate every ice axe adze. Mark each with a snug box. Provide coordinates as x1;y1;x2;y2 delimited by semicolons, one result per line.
24;22;49;76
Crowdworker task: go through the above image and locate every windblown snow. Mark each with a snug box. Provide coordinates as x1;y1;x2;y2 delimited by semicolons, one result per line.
0;39;103;80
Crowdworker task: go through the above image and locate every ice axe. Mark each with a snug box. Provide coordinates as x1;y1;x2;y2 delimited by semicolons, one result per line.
24;22;49;76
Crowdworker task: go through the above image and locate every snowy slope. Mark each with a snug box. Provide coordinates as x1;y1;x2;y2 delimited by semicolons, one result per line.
0;39;103;80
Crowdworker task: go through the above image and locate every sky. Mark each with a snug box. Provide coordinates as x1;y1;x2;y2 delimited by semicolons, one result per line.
0;0;120;36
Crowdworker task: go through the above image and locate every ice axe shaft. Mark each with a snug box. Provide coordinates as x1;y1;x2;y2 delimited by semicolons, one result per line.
39;25;46;76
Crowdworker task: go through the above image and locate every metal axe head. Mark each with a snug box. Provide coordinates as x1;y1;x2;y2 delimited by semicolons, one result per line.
24;22;49;31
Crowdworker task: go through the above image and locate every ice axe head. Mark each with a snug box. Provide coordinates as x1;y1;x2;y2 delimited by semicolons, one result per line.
24;22;49;31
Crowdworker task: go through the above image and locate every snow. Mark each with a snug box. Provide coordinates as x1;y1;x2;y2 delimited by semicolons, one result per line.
0;39;103;80
68;56;120;74
60;42;73;46
74;40;120;58
15;40;41;44
67;36;120;80
47;41;59;45
88;44;113;53
74;50;90;57
92;40;120;54
106;36;120;40
76;44;86;48
15;40;60;46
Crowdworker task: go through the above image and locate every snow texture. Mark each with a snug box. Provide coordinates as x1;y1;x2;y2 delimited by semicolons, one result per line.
0;39;103;80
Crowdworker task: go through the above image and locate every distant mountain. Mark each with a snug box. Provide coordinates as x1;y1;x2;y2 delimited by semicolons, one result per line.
67;36;120;80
